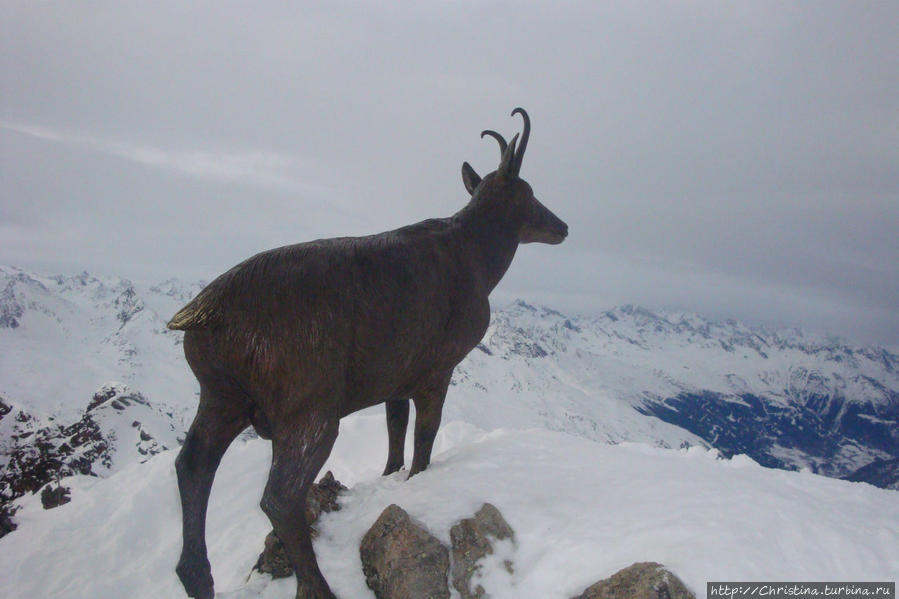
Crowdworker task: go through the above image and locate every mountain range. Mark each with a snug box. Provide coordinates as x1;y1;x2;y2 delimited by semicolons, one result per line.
2;264;897;518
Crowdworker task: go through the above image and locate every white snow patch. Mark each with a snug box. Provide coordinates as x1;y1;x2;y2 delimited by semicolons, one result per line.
2;412;897;599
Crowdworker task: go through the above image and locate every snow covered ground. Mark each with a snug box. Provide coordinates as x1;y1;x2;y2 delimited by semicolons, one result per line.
2;409;897;599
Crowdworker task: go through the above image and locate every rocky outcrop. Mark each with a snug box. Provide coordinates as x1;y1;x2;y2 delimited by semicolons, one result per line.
355;503;695;599
253;471;347;578
0;504;17;538
0;384;176;519
358;502;520;599
253;530;293;579
304;470;347;530
360;504;450;599
572;562;695;599
450;503;515;599
0;398;109;508
40;484;71;509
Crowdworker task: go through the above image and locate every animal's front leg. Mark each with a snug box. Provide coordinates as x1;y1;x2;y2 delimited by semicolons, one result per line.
383;399;410;475
408;372;452;477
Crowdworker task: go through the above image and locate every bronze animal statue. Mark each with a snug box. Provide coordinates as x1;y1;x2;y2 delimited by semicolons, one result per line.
170;108;567;599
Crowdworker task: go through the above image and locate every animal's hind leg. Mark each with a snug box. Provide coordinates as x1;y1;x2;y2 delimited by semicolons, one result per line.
261;413;339;599
175;388;249;599
383;399;409;475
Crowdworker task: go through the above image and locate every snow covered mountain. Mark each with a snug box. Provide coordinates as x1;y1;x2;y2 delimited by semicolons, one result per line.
2;265;898;598
2;264;898;511
464;301;899;485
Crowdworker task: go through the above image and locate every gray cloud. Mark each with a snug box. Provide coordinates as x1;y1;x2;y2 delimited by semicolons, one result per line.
2;1;897;346
2;122;325;192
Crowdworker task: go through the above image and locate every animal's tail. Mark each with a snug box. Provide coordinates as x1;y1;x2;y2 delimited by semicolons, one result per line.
167;286;223;331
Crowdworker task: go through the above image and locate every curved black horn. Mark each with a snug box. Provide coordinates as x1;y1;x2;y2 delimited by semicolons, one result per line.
480;129;508;157
511;107;530;174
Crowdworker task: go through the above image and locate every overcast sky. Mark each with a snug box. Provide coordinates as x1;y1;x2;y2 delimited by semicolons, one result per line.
2;2;897;346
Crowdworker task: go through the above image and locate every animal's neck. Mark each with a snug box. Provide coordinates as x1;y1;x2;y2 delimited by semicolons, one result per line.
454;201;520;295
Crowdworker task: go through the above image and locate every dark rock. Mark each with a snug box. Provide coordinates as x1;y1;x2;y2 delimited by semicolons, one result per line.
360;504;450;599
305;470;346;528
87;385;119;412
253;471;347;578
572;562;695;599
0;505;17;538
0;280;24;328
0;397;11;419
40;484;71;509
450;503;515;599
254;530;294;579
512;339;548;358
843;456;899;490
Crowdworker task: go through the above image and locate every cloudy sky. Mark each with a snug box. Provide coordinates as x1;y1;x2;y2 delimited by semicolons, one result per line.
2;2;897;345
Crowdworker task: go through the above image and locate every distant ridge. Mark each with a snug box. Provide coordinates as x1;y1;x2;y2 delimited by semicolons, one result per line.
2;266;898;489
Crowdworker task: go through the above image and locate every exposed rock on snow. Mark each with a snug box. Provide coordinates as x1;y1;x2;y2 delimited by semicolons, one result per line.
253;531;293;580
39;484;71;509
305;470;347;533
253;471;347;579
356;501;684;599
0;275;25;329
0;383;179;514
451;503;516;599
360;503;451;599
572;562;695;599
357;501;517;599
0;504;16;538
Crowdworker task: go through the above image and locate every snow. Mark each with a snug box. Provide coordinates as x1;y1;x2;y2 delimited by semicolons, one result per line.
2;409;897;599
0;266;200;424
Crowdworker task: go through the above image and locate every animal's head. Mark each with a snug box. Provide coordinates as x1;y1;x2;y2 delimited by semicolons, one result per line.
461;108;568;245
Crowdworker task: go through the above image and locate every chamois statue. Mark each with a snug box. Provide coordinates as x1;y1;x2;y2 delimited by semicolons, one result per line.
170;108;567;599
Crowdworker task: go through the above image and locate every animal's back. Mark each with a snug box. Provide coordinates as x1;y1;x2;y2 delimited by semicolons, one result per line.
168;218;466;334
167;239;355;333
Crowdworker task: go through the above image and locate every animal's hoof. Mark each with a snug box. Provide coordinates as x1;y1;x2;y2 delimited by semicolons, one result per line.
295;579;337;599
382;463;404;476
406;463;428;479
176;555;214;599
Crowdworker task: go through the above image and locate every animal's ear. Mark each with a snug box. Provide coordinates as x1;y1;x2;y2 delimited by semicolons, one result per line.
498;133;519;177
461;162;481;194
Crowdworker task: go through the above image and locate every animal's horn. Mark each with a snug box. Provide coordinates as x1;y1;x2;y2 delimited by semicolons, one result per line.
511;107;530;174
480;129;508;157
499;133;519;176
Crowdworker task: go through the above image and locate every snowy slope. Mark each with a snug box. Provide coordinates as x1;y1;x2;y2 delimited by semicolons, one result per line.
0;266;202;423
1;415;897;599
